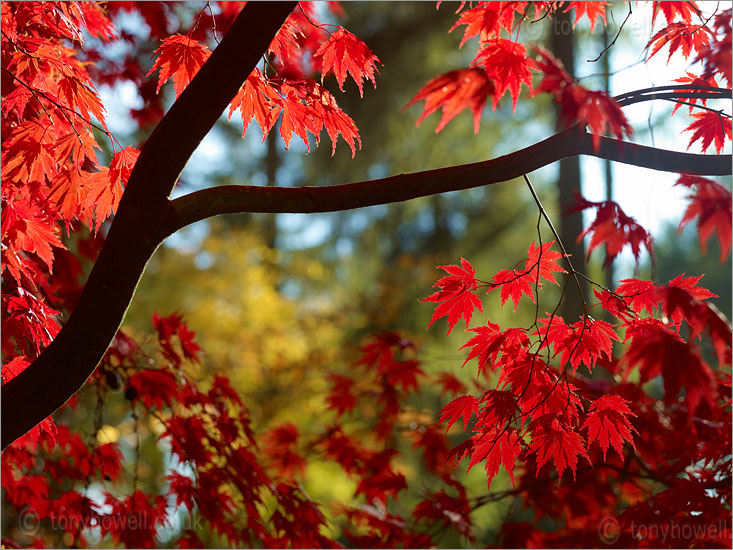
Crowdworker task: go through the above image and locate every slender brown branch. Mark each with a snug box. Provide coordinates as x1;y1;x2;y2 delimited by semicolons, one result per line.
165;129;731;235
587;2;632;63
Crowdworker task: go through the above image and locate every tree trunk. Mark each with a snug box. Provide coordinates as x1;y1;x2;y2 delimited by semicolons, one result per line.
552;10;588;320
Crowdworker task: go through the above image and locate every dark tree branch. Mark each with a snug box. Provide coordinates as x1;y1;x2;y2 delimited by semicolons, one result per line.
164;128;731;235
1;2;297;450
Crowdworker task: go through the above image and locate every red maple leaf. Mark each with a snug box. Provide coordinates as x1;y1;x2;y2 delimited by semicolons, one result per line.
263;422;307;478
449;4;501;47
676;175;732;261
593;288;634;321
147;34;211;97
461;322;530;376
434;371;468;395
646;22;712;61
617;278;658;316
473;38;534;110
569;194;653;267
438;394;479;432
489;269;533;311
582;395;637;461
529;416;590;483
404;68;494;133
657;273;717;332
325;374;357;417
565;1;608;32
488;241;564;311
651;1;700;25
421;257;483;334
684;111;732;154
468;427;522;488
534;47;632;150
126;369;178;410
314;27;381;97
525;240;566;285
624;324;716;418
535;316;619;374
672;72;719;114
166;471;196;513
480;389;519;426
228;69;282;140
86;147;140;231
102;490;168;548
304;80;361;156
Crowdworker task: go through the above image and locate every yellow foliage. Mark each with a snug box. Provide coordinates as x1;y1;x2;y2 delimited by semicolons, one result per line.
128;227;348;425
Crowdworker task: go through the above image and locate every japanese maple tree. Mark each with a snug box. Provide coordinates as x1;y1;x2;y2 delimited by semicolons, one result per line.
1;1;731;548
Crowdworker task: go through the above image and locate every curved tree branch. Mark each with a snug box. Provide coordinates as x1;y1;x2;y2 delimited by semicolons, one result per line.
1;2;297;450
164;128;732;235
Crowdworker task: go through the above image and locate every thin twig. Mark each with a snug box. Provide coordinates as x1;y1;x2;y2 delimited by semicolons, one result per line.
588;2;632;63
523;175;586;311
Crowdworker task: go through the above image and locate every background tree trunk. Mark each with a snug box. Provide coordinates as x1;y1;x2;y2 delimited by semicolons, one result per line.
552;9;589;320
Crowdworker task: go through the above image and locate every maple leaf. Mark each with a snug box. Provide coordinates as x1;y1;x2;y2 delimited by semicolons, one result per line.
1;196;63;271
449;4;501;48
566;1;608;32
166;472;197;513
647;22;712;62
147;34;211;97
593;288;634;321
1;356;29;384
103;490;168;548
384;359;425;394
421;258;483;334
57;75;107;127
404;68;494;133
582;395;637;461
534;48;632;150
126;369;178;410
657;273;717;333
461;322;530;376
676;176;732;262
684;111;732;154
434;371;468;395
229;69;282;140
264;422;307;478
326;374;357;416
524;240;566;285
487;240;564;311
305;80;361;156
468;427;522;488
489;269;533;311
625;324;716;418
535;316;619;374
529;416;590;483
480;389;519;426
92;443;124;482
617;278;657;316
3;287;61;355
438;395;479;432
86;147;140;231
651;1;699;25
569;194;653;267
314;27;381;97
672;72;719;114
473;38;535;111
